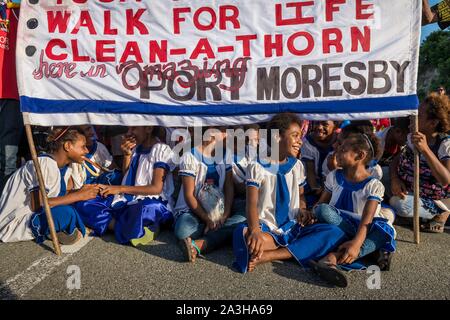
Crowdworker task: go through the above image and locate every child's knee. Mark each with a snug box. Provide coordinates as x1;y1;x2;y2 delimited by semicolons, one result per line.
389;196;412;218
173;214;198;240
313;203;337;223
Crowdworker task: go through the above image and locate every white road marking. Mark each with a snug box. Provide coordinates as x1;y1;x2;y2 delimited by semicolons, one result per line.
0;235;93;299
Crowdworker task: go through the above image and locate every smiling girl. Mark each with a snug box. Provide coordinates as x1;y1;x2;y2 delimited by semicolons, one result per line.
0;127;98;244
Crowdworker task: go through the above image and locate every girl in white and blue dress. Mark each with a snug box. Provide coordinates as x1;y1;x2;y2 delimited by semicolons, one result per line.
70;125;121;189
0;127;98;244
174;126;247;262
233;114;347;273
309;132;396;287
75;126;175;246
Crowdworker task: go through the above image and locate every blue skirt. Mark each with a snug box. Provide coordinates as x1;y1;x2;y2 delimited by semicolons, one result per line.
232;221;348;273
30;205;86;244
339;211;397;253
74;195;115;236
114;197;173;244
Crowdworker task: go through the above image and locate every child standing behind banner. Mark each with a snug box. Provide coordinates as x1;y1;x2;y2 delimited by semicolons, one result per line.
232;113;347;274
75;126;176;246
0;127;98;244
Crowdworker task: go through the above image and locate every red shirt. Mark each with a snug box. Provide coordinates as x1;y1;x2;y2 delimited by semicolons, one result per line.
0;8;19;100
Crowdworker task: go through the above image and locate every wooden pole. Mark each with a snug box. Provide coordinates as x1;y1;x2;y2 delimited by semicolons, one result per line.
413;115;420;244
23;117;61;255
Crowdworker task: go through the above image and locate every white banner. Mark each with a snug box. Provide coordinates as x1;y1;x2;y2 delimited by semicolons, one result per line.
16;0;422;126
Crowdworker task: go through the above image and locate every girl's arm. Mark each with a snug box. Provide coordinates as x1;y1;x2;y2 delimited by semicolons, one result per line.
30;185;100;212
389;153;408;198
412;132;450;185
305;160;320;191
222;170;234;220
297;186;315;226
245;185;266;258
422;150;450;185
122;154;132;174
422;0;438;25
338;200;378;264
100;168;167;197
316;190;332;205
181;176;211;223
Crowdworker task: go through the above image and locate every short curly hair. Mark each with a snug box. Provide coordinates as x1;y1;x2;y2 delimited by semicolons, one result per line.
266;113;304;136
423;93;450;133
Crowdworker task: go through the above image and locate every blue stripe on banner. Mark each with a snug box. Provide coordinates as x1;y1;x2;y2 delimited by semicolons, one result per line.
20;95;419;116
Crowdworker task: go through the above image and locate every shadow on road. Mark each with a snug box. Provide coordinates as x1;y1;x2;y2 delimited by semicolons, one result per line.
0;281;18;300
271;260;335;288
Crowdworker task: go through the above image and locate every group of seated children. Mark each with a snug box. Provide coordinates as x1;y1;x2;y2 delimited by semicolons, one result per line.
0;93;448;287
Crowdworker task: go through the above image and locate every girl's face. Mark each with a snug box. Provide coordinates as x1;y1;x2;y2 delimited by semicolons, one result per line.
417;103;439;134
279;122;303;158
66;134;89;164
247;129;259;148
80;125;95;146
335;138;364;168
206;127;227;143
312;121;335;141
127;126;152;145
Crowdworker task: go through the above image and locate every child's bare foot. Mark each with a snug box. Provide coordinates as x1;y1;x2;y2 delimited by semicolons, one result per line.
248;253;271;272
248;256;259;272
319;252;339;267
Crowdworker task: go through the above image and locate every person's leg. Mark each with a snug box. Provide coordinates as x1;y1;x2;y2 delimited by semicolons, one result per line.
389;194;436;220
242;227;282;272
30;205;86;244
201;212;247;253
174;211;205;262
173;211;204;240
358;227;390;258
313;203;356;236
0;100;23;193
248;247;292;272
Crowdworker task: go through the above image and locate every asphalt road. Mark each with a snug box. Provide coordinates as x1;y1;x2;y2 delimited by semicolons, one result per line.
0;225;449;300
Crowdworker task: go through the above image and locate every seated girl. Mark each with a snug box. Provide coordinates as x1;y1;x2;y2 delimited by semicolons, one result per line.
174;126;246;262
70;125;121;189
75;126;175;246
233;113;347;274
0;127;98;244
309;132;396;287
390;93;450;233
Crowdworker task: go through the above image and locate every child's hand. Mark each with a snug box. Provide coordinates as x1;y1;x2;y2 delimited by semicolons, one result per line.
77;184;100;201
391;177;408;199
328;152;338;171
337;240;361;265
411;132;430;154
246;229;265;259
99;185;122;197
121;135;136;156
297;209;315;226
204;218;218;234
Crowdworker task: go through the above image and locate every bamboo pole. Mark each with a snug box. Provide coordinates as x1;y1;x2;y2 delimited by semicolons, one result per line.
23;117;61;255
413;115;420;244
